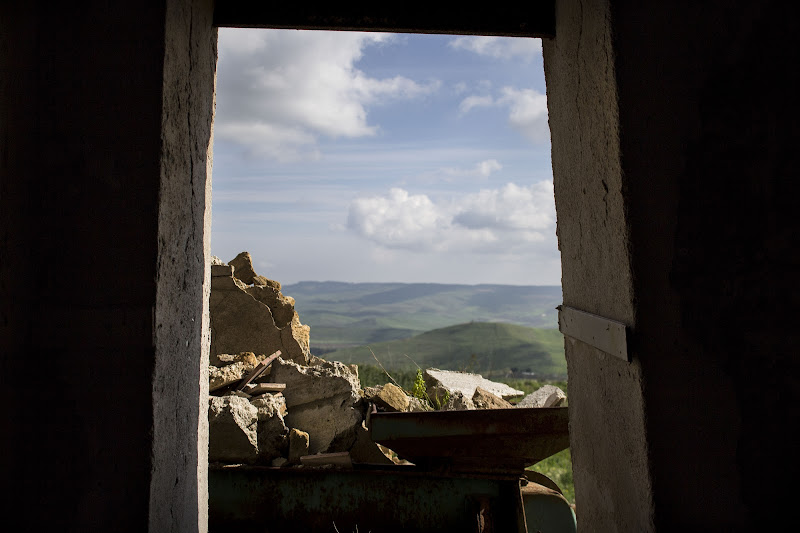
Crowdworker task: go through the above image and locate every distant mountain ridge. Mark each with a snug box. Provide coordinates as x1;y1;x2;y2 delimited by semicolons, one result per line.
282;281;563;352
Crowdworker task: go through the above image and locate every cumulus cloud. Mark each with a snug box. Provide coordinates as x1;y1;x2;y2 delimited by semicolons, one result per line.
448;36;542;60
477;159;503;177
347;181;555;252
459;87;549;143
500;88;550;143
215;28;439;161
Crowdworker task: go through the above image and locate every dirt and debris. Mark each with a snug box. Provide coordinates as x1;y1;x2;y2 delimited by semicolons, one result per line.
207;252;565;468
516;384;567;408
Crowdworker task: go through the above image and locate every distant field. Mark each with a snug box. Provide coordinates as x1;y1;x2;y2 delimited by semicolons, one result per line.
325;321;567;378
283;281;563;351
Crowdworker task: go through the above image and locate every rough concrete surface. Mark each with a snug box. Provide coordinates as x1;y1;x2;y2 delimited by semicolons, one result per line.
424;369;523;400
516;385;566;408
208;396;259;464
209;271;310;365
268;358;363;454
288;428;310;464
372;383;411;412
544;0;652;529
229;251;257;285
150;0;217;530
252;394;289;462
472;387;513;409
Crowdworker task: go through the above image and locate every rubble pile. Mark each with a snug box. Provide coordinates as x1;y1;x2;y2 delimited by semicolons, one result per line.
207;252;567;467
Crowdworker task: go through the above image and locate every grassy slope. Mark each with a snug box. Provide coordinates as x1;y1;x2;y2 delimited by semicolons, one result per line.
325;321;567;378
284;281;563;349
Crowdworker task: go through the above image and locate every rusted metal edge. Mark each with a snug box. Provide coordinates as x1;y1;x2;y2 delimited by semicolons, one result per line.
557;305;630;362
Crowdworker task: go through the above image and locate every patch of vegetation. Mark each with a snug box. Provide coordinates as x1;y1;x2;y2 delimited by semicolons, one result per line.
528;448;575;505
358;364;418;391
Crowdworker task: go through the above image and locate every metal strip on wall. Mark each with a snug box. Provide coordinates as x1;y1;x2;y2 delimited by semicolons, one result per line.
558;305;630;362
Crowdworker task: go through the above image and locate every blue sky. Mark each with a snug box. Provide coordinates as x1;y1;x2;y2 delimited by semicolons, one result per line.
211;29;560;286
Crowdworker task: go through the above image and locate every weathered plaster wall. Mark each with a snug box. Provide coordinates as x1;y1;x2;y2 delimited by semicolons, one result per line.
543;1;654;530
0;1;215;531
151;0;216;531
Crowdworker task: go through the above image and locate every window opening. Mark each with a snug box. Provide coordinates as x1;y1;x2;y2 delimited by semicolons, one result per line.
209;27;572;505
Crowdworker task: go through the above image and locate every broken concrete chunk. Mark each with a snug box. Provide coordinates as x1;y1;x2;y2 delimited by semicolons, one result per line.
472;387;513;409
211;273;249;292
216;352;259;367
288;428;310;464
280;317;311;363
516;385;567;408
251;393;288;418
246;285;295;328
251;393;289;462
208;396;259;464
445;390;476;411
427;385;475;410
373;383;410;412
210;255;226;266
270;358;361;408
252;275;281;290
269;358;363;454
362;386;382;401
211;264;234;277
209;361;257;392
210;277;309;365
407;397;432;412
348;422;395;465
229;251;257;285
424;368;524;400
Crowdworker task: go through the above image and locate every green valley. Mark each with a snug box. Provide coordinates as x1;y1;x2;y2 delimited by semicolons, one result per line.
325;321;566;378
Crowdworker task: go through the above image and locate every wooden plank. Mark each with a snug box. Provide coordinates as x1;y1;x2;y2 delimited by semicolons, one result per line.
214;2;556;38
244;383;286;395
558;305;629;362
300;452;353;468
236;350;281;390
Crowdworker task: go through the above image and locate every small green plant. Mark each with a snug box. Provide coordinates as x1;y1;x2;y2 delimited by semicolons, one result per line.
410;368;451;410
411;369;426;400
431;389;450;410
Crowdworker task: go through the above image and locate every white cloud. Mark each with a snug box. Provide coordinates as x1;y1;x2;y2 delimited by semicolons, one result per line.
477;159;502;177
448;36;542;61
347;181;555;252
216;28;439;161
458;87;549;144
500;87;550;143
459;95;495;114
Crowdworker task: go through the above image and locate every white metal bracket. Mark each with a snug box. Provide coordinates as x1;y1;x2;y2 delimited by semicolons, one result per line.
558;305;630;362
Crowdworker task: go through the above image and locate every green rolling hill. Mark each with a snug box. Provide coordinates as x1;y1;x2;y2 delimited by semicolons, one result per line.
283;281;563;352
323;321;567;379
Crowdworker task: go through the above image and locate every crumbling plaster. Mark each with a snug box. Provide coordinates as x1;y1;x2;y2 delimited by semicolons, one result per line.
543;1;653;530
151;0;217;531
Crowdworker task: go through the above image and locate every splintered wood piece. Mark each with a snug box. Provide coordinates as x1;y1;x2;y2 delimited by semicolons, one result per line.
236;350;281;390
244;383;286;396
299;452;353;468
